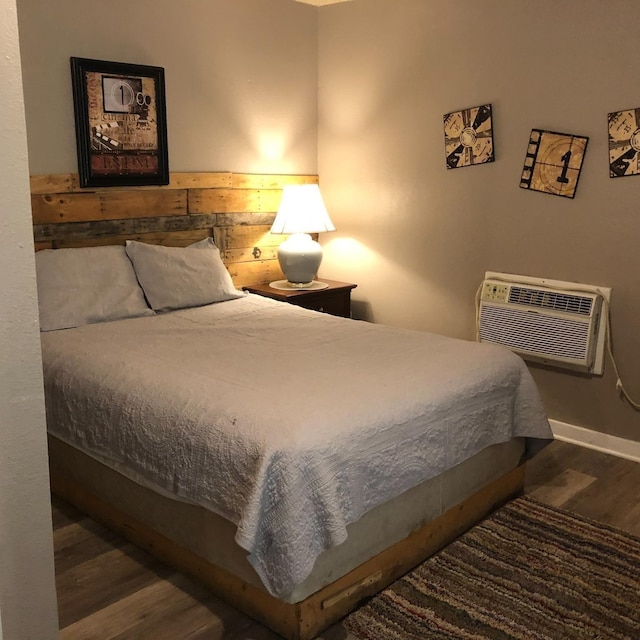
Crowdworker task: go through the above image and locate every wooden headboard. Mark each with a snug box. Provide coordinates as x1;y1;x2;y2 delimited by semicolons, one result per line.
31;172;317;287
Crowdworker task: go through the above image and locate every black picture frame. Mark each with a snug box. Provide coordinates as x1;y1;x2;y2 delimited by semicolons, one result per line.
70;57;169;188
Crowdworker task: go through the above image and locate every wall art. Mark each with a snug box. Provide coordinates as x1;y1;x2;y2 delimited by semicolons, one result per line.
608;108;640;178
520;129;588;198
443;104;494;169
70;57;169;188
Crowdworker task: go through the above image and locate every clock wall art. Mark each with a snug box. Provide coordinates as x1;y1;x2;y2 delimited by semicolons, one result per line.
70;57;169;187
608;107;640;178
519;129;588;199
443;103;494;169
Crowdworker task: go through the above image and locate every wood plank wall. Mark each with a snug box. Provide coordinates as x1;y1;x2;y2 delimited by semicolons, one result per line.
31;172;318;287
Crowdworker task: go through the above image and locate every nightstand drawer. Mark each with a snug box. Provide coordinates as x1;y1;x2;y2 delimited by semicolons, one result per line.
289;291;351;317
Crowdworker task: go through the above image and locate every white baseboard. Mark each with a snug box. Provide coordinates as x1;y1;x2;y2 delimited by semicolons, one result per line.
549;419;640;464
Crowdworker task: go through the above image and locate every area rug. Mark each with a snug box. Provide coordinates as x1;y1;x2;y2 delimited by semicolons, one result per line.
344;496;640;639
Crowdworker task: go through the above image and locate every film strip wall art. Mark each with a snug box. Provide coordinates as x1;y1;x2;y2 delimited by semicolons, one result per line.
520;129;588;199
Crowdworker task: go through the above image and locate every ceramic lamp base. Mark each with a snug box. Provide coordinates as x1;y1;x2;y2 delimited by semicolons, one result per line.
277;233;323;286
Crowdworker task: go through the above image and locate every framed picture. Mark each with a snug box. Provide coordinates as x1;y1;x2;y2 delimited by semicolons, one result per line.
443;104;494;169
70;57;169;188
608;107;640;178
520;129;588;198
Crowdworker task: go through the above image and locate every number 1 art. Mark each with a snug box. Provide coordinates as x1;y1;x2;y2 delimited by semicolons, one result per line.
520;129;588;198
70;57;169;188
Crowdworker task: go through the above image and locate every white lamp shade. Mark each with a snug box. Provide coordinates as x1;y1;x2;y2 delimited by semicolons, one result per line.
270;184;336;235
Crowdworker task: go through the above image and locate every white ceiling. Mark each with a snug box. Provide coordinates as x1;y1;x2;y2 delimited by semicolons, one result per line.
293;0;352;5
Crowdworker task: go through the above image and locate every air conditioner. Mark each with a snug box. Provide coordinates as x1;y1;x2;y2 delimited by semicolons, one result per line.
478;272;610;375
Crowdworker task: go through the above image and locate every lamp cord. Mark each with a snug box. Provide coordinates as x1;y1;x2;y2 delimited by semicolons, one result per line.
601;296;640;410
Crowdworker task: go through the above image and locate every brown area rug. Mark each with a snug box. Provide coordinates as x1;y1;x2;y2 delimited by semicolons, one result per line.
345;496;640;639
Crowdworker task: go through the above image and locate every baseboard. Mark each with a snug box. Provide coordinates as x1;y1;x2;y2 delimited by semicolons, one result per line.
549;419;640;463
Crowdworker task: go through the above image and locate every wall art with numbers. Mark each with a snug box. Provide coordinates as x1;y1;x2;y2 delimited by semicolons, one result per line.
70;57;169;188
443;104;495;169
519;129;588;199
608;107;640;178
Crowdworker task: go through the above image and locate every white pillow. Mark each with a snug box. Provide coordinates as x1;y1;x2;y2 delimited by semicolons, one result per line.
36;245;153;331
125;239;243;312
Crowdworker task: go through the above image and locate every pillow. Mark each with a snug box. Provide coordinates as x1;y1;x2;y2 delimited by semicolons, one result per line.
36;245;153;331
124;239;243;312
188;237;219;250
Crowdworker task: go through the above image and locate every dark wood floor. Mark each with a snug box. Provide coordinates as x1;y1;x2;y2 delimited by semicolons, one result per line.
51;440;640;639
524;439;640;536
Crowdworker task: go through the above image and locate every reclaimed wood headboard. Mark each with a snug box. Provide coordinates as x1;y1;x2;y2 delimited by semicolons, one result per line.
31;172;317;287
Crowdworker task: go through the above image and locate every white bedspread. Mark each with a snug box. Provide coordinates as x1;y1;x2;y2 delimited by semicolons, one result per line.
41;294;552;598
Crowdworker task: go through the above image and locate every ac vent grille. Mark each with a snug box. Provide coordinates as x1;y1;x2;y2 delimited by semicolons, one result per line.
479;305;590;360
508;286;593;316
479;272;610;375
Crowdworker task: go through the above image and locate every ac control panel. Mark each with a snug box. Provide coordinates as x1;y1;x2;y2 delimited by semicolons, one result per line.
481;281;509;303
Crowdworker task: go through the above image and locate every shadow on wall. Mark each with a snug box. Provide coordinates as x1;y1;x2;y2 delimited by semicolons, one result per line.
351;299;373;322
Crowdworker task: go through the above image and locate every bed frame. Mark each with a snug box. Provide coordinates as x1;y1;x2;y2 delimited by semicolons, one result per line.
34;171;527;639
49;441;524;640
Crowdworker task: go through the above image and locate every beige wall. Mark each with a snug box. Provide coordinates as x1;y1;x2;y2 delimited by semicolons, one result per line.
0;0;58;637
17;0;319;175
318;0;640;442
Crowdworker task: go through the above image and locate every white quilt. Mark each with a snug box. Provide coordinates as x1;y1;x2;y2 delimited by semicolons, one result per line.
41;294;552;598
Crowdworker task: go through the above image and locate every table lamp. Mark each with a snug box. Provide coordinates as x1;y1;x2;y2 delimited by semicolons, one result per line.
270;184;336;288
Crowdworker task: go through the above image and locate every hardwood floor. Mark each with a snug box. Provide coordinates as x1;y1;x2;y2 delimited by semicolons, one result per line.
524;439;640;536
51;440;640;638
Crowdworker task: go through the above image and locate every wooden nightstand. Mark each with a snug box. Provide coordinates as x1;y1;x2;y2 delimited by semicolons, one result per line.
243;279;357;318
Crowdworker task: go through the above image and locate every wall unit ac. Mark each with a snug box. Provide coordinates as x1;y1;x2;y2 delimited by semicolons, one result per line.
478;271;611;375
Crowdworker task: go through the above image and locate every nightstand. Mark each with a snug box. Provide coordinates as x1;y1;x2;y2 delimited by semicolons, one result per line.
243;279;357;318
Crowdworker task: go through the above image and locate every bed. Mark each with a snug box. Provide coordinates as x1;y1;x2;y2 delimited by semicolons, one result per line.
37;237;552;639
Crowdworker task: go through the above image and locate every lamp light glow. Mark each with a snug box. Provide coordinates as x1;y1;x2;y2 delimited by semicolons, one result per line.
270;184;335;287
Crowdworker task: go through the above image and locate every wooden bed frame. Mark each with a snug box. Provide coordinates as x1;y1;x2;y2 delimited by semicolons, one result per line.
33;171;527;639
50;461;524;640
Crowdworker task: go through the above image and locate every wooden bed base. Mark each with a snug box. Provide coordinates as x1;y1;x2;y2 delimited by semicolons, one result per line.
50;464;525;640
